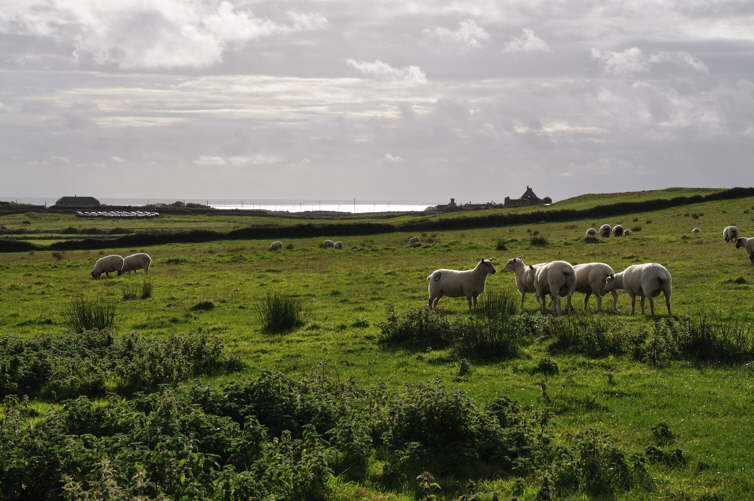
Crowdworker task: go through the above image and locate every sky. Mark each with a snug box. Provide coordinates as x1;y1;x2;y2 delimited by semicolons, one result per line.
1;0;753;203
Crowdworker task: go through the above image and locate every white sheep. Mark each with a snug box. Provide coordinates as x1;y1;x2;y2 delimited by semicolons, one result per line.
599;224;611;237
320;239;335;248
723;226;739;243
269;241;283;251
334;241;343;249
573;262;618;312
603;263;672;316
90;254;124;279
119;252;151;275
612;224;624;237
427;259;496;309
735;237;754;265
408;236;421;247
623;229;632;236
691;228;701;233
503;257;575;315
585;228;597;237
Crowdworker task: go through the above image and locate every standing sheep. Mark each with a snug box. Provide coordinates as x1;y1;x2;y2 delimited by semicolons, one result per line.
735;237;754;265
530;261;576;315
269;241;283;251
599;224;611;237
723;226;739;243
603;263;672;316
573;262;618;312
320;239;335;249
623;229;633;236
502;256;539;311
119;252;151;275
612;225;624;237
691;228;701;233
427;259;496;309
90;254;124;279
585;228;597;237
408;236;421;247
334;241;343;249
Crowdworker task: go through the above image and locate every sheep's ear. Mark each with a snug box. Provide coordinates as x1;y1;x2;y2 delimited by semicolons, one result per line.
529;265;534;271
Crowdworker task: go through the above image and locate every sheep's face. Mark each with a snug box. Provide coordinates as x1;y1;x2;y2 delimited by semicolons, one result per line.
479;259;496;274
603;274;616;292
736;238;745;249
117;269;124;276
502;257;522;273
90;271;99;279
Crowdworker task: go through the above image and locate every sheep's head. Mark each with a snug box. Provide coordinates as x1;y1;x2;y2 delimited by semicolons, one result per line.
502;256;524;273
117;269;124;276
90;271;99;279
736;238;746;249
603;273;616;292
478;258;496;274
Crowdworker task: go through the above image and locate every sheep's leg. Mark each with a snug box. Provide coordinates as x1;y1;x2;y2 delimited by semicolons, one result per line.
520;293;525;312
630;295;636;315
566;294;574;314
640;297;646;314
467;296;473;310
611;291;618;310
432;295;442;308
553;295;562;316
749;253;754;265
596;294;602;312
428;296;434;309
664;291;672;316
648;297;655;316
583;292;590;312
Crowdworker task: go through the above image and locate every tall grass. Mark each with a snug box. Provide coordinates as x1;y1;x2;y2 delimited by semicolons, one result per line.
64;298;116;332
257;292;303;332
476;289;517;319
122;281;152;300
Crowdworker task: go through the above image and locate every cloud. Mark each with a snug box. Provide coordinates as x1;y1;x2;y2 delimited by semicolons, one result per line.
591;47;708;75
424;19;490;48
111;156;127;163
383;152;404;163
193;154;283;167
194;155;227;167
346;59;427;83
501;28;550;53
0;1;328;70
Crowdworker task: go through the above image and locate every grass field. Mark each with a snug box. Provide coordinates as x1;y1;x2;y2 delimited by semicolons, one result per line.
1;189;754;499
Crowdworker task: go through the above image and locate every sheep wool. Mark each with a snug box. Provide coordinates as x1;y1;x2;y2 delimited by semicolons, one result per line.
599;224;611;237
723;226;739;243
427;259;496;309
604;263;672;316
269;241;283;251
90;254;124;279
119;252;151;275
573;262;618;312
735;237;754;265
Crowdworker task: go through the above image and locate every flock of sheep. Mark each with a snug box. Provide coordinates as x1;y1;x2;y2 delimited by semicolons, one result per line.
90;252;152;279
586;223;631;238
724;225;754;264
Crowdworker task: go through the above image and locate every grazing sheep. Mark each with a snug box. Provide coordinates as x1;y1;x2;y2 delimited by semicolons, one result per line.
503;257;575;315
691;228;701;233
502;256;539;311
603;263;672;316
320;239;335;248
623;229;632;236
573;263;618;312
119;252;151;275
735;237;754;264
427;259;496;309
599;224;611;237
408;236;421;247
269;241;283;251
585;228;597;237
90;254;124;279
334;241;343;249
612;225;624;237
723;225;739;243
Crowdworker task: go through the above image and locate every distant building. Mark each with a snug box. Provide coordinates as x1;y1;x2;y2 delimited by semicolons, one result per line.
55;196;101;208
503;186;551;208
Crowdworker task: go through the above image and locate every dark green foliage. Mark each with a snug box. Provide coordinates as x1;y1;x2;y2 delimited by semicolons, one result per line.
476;289;518;319
63;298;116;332
140;280;153;299
652;422;676;445
547;316;645;358
583;236;602;244
645;446;687;467
631;226;642;232
455;316;532;359
495;239;507;250
379;307;455;349
530;236;549;246
256;292;303;332
190;300;215;311
0;330;242;400
532;357;559;376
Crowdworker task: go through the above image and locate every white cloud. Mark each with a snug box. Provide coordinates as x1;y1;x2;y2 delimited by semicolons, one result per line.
383;152;404;163
501;28;550;53
592;47;708;75
286;11;329;32
425;19;490;48
346;59;427;83
111;155;127;163
193;154;283;167
194;155;227;166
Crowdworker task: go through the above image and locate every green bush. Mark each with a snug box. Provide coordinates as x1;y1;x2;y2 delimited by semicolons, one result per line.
378;307;455;349
455;316;531;359
256;292;304;333
475;289;517;319
140;280;152;299
63;298;116;332
530;236;549;246
547;316;645;358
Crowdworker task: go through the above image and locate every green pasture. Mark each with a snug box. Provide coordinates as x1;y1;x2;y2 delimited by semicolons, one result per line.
1;191;754;499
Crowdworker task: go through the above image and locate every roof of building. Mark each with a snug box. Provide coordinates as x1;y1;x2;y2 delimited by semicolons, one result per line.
55;196;101;207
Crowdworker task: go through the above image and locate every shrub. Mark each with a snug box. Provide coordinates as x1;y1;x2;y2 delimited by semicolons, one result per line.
583;236;602;244
63;298;116;332
256;292;303;333
530;236;549;246
547;316;645;358
532;357;559;376
495;239;507;250
475;289;517;319
378;307;454;349
631;226;642;232
658;314;754;364
455;317;530;359
190;300;215;311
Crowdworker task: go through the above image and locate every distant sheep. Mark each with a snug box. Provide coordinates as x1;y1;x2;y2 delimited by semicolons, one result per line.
691;228;701;233
723;226;739;243
90;254;124;279
269;241;283;251
427;259;496;309
574;262;618;312
612;224;624;237
599;224;611;237
320;239;335;248
735;237;754;265
623;229;632;236
503;257;575;315
119;252;151;275
604;263;672;316
408;236;421;247
585;228;597;237
334;241;343;249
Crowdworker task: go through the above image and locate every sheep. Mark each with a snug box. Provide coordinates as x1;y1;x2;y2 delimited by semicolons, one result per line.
320;239;335;249
503;257;575;315
427;259;496;309
612;224;624;237
603;263;672;316
269;241;283;251
334;241;343;249
585;228;597;237
691;228;701;233
599;224;611;237
408;236;421;247
573;262;618;312
119;252;151;275
723;225;739;243
623;229;632;236
735;237;754;265
90;254;124;279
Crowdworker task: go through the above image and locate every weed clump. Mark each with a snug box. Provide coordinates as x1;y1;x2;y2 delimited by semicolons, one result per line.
583;236;602;244
530;236;549;246
476;289;518;319
190;300;215;311
64;298;116;332
379;307;454;349
256;292;303;332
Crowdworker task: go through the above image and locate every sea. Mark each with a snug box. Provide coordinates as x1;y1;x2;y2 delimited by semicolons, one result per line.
4;197;433;214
